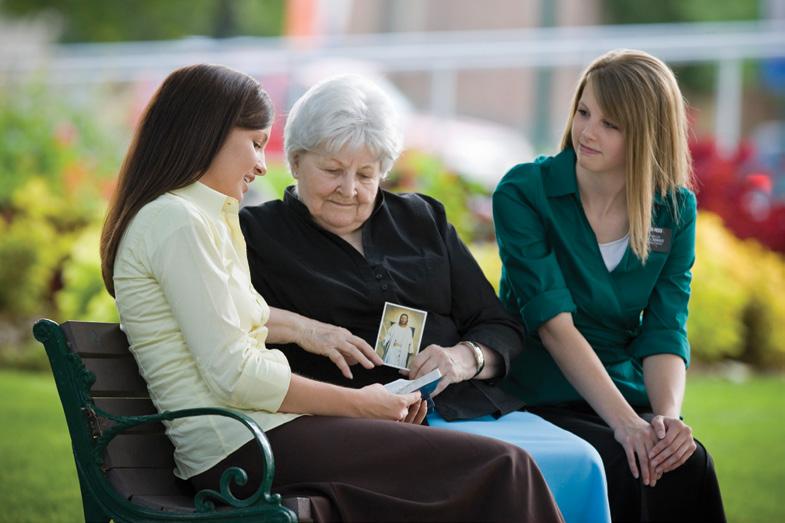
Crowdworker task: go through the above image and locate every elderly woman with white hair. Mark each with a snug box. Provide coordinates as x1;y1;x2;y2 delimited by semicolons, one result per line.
240;75;611;523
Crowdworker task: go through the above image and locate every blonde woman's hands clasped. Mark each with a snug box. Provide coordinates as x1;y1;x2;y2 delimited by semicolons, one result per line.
613;416;662;487
648;415;697;475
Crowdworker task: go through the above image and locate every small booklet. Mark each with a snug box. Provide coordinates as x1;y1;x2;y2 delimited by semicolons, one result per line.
384;369;442;398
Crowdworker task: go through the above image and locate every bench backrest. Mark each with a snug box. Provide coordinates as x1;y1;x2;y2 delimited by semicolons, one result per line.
60;321;197;510
35;319;196;513
34;319;318;522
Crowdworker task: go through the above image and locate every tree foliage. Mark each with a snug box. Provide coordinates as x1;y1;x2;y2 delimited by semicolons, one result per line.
603;0;759;25
0;0;284;42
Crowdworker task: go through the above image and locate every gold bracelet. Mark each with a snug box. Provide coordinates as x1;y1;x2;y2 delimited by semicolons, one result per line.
460;340;485;379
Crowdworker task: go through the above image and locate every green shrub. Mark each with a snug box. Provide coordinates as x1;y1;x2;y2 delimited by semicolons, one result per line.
55;226;118;323
386;151;490;242
0;176;107;320
468;242;503;293
0;214;63;318
0;86;121;369
0;85;120;209
690;213;785;368
740;241;785;368
251;162;294;201
0;84;119;325
688;213;750;360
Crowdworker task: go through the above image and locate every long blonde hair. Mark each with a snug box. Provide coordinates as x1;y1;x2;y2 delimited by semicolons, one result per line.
560;49;693;263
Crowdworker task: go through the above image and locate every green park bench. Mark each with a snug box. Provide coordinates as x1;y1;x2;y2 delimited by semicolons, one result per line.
33;319;326;523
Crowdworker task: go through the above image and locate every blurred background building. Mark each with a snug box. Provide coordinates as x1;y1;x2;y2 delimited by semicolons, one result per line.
2;0;784;182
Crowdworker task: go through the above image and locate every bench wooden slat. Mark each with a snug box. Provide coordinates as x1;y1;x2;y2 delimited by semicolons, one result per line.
107;468;193;497
105;434;175;468
130;495;195;512
94;398;158;416
82;357;149;396
62;321;130;357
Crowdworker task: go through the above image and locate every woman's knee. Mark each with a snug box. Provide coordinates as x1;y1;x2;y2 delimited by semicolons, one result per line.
670;438;711;480
574;437;606;479
546;422;607;479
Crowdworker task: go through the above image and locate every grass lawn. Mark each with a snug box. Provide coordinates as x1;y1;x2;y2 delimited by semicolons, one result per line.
0;369;783;523
0;370;83;523
681;374;785;523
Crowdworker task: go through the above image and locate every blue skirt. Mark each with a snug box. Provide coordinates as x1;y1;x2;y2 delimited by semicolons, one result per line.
428;411;611;523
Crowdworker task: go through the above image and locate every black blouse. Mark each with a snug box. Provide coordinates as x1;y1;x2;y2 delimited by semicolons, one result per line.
239;186;525;420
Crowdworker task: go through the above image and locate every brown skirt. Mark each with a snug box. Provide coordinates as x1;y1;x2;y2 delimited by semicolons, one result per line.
191;415;563;523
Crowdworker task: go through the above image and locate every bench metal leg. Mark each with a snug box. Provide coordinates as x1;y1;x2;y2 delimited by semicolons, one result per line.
78;475;110;523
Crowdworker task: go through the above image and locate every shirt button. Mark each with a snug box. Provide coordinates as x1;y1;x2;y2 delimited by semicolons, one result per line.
381;283;389;290
375;273;383;280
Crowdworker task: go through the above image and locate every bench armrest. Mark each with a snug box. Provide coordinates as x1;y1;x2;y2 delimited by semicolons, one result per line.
93;405;280;513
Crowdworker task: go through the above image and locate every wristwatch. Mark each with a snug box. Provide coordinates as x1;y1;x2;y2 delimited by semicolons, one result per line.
460;340;485;379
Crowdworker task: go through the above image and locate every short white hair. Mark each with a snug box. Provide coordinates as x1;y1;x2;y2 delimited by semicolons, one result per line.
284;75;403;176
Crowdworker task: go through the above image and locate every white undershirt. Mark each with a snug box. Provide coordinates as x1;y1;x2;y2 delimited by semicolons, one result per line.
598;233;629;272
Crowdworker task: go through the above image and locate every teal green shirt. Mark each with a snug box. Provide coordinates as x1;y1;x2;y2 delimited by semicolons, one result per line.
493;148;695;408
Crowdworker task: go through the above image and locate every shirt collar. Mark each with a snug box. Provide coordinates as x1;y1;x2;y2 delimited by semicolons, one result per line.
543;148;674;209
542;147;579;197
282;185;310;219
171;181;239;217
282;184;387;221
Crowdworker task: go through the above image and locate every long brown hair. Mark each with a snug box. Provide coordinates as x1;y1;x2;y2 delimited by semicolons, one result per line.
100;64;273;296
560;49;693;263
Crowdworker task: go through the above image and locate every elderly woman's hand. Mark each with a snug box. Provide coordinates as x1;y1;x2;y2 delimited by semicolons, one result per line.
405;343;477;397
297;318;383;379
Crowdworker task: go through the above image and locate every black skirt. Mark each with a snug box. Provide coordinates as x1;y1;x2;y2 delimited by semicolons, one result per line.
528;403;726;523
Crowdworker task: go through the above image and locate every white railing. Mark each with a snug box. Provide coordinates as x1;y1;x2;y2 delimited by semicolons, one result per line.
4;20;784;153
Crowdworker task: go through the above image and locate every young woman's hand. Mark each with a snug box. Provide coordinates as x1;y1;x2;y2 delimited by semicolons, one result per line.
613;417;661;487
355;384;422;421
402;399;429;425
648;415;697;474
297;319;383;379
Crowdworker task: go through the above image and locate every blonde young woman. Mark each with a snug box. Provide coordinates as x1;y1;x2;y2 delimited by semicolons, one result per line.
493;50;726;522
